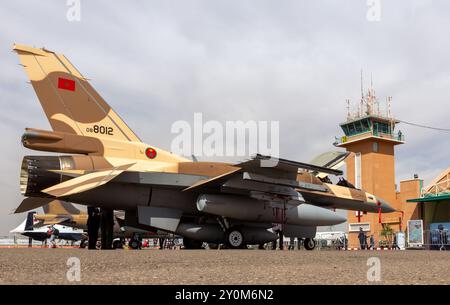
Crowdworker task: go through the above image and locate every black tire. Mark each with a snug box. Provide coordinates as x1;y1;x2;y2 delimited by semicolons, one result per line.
304;238;316;250
129;239;141;250
112;240;123;249
183;238;203;249
225;227;245;249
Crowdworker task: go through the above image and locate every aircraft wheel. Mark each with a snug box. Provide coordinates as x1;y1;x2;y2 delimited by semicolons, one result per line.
304;238;316;250
112;239;123;249
226;227;244;249
183;238;203;249
129;239;141;250
79;239;87;249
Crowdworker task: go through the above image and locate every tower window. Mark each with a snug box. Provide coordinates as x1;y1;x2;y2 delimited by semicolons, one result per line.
362;119;370;131
348;124;355;135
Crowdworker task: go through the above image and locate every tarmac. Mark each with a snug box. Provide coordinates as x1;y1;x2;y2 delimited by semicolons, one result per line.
0;248;448;285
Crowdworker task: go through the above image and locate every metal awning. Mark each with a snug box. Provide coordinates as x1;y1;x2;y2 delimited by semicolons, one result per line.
407;194;450;203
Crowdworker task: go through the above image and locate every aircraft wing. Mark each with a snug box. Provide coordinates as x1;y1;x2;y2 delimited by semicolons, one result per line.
239;154;343;177
182;154;394;213
183;167;241;191
183;154;338;206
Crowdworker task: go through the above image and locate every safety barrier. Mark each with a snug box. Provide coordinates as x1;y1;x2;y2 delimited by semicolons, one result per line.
416;229;449;250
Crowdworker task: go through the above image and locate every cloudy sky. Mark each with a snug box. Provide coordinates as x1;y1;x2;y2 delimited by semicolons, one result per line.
0;0;449;235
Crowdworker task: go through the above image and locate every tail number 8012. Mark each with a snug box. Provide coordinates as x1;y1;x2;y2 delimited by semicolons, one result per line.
86;125;113;136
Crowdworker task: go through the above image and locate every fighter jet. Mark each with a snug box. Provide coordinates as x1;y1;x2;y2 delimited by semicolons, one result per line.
10;211;84;243
21;199;88;229
13;44;395;249
16;199;173;249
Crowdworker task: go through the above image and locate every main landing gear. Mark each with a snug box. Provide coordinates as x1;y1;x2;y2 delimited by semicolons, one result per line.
225;227;245;249
128;238;142;250
100;209;114;249
87;207;100;250
87;207;114;250
217;217;247;249
303;238;316;250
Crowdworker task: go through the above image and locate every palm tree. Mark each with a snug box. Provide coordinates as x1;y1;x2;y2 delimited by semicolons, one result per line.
380;224;394;248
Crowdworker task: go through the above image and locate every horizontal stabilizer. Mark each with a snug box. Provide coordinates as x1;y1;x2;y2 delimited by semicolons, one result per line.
15;197;54;214
43;163;134;197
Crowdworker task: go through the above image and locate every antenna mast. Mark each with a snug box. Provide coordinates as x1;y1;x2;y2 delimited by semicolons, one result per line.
346;99;351;120
360;69;364;117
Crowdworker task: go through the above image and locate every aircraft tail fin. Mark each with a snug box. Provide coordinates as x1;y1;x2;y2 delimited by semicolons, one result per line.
13;44;141;143
25;211;36;231
42;200;84;215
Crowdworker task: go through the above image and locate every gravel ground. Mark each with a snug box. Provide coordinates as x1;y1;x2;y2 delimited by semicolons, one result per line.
0;248;448;285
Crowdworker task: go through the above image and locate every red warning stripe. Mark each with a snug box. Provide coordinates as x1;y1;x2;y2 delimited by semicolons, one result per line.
58;77;75;91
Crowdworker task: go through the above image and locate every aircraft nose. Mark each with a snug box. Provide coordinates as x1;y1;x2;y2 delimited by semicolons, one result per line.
377;197;396;213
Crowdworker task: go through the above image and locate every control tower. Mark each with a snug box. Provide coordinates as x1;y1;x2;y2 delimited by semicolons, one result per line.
334;81;406;247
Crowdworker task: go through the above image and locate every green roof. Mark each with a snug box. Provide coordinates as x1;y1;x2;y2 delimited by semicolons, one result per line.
407;193;450;203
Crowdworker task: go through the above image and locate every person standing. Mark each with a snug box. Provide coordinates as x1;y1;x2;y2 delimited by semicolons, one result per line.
47;225;59;248
272;224;281;250
358;228;366;250
369;235;375;250
159;237;165;250
46;226;53;248
438;225;446;251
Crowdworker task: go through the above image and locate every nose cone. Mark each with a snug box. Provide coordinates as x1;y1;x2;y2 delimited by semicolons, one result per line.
377;197;396;213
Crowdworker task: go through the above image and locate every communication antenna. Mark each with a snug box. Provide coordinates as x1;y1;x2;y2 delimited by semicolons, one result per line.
360;69;364;99
388;96;394;133
346;99;351;120
377;98;380;115
360;70;364;117
385;97;389;118
387;96;392;118
370;73;374;91
366;74;375;115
